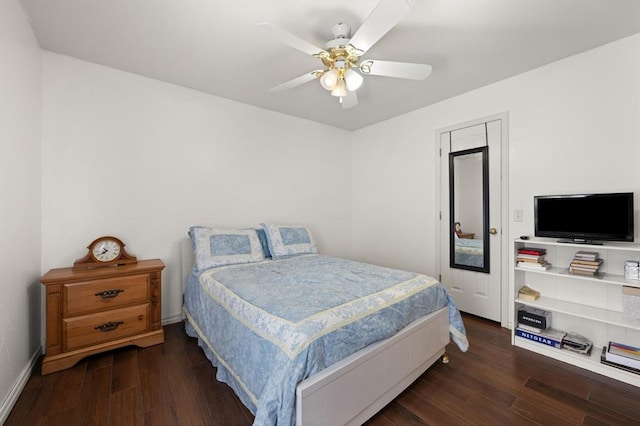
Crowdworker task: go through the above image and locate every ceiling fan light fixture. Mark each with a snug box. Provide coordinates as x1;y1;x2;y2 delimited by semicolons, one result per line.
331;79;347;97
263;0;431;110
320;69;338;90
345;69;363;91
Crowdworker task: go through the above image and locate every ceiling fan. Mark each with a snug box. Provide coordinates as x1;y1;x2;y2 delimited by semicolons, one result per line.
257;0;432;109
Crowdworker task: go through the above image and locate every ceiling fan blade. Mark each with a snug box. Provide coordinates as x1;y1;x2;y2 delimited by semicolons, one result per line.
359;59;432;80
268;71;321;93
348;0;411;55
256;23;327;57
341;90;358;109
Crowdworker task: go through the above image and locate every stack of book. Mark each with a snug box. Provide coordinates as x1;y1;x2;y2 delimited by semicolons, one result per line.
516;247;551;271
515;306;565;348
569;251;603;276
600;341;640;375
518;285;540;301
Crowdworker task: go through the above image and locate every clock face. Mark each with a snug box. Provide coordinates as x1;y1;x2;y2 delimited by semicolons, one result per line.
92;239;122;262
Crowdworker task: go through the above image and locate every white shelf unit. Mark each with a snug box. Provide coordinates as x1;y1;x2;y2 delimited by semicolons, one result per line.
512;238;640;387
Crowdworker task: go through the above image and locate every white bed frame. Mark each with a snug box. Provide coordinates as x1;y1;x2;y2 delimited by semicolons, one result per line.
180;240;450;425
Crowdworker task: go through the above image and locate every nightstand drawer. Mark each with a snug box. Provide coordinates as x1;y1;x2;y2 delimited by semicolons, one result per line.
64;274;149;317
64;304;149;351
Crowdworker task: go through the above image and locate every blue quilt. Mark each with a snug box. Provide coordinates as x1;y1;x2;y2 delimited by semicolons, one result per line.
183;254;468;425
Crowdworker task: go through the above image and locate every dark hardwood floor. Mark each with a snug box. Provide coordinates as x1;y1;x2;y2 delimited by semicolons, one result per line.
7;314;640;425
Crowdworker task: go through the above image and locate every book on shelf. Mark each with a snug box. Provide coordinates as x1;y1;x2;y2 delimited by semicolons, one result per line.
515;327;565;349
517;248;547;256
518;285;540;301
517;256;547;263
622;285;640;297
569;253;603;276
605;342;640;369
571;258;603;267
600;347;640;375
573;251;600;261
569;264;598;272
569;263;600;271
569;267;598;276
516;323;544;333
517;261;552;271
517;253;545;259
608;341;640;361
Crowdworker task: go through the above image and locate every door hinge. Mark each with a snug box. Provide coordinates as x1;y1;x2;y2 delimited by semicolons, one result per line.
439;211;442;220
438;274;442;281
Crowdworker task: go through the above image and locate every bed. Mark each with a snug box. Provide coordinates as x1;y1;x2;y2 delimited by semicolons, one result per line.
181;224;468;425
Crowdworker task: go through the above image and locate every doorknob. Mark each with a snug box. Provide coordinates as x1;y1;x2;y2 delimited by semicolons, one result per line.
489;228;498;235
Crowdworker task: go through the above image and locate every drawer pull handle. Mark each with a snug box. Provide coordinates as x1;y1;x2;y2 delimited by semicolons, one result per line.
95;321;124;332
95;289;125;299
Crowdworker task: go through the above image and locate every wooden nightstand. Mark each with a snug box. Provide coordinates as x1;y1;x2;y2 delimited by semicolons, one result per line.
40;259;165;374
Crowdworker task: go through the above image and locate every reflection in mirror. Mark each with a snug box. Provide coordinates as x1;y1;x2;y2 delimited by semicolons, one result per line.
449;146;489;273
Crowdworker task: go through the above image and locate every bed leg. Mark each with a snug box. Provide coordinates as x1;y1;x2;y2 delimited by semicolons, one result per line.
441;354;449;364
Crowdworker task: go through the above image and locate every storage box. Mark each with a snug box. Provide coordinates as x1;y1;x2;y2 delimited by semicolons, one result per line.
517;306;552;330
625;260;640;280
623;285;640;326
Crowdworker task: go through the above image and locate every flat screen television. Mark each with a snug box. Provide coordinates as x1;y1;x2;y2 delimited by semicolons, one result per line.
534;192;635;243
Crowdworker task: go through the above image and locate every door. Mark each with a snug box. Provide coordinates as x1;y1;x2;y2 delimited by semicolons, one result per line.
438;116;505;322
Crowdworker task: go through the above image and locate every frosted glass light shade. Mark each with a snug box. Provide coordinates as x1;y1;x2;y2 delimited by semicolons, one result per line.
345;69;363;91
331;79;347;97
320;69;338;90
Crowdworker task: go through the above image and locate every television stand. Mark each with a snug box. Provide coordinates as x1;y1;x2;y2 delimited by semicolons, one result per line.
557;239;603;245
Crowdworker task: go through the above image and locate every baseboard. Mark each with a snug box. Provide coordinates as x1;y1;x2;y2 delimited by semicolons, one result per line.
162;313;184;325
0;345;42;425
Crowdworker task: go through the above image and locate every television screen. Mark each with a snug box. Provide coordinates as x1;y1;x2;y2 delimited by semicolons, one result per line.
534;193;634;243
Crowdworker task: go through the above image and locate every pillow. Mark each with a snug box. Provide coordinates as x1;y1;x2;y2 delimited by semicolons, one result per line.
190;226;272;258
188;226;264;272
255;227;272;258
260;223;318;259
188;226;206;249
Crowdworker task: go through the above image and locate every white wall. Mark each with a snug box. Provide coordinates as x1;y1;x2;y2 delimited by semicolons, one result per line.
0;0;42;421
41;53;353;323
351;33;640;304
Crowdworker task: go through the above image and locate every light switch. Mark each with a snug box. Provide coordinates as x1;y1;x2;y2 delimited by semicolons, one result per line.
514;209;523;222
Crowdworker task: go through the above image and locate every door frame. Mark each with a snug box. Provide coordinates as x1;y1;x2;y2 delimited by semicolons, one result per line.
434;112;510;328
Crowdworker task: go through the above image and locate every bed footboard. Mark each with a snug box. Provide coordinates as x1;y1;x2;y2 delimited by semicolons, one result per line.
295;306;449;425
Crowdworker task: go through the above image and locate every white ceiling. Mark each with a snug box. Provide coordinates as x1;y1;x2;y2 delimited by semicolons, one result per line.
20;0;640;131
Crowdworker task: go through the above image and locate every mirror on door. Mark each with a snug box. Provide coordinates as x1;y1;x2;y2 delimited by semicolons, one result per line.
449;146;490;272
